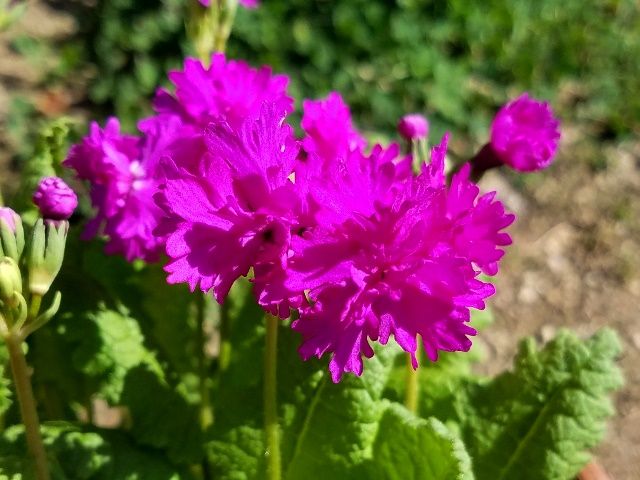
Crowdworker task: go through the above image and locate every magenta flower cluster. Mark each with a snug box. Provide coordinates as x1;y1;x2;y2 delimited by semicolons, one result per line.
490;93;561;172
65;54;520;381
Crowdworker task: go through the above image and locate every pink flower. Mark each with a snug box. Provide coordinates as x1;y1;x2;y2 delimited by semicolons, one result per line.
198;0;210;6
32;177;78;220
280;135;514;382
64;116;182;262
158;103;301;303
301;92;366;163
0;207;19;232
490;93;560;172
153;54;292;131
397;114;429;140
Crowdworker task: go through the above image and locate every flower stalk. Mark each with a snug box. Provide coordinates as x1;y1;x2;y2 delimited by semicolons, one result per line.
196;292;213;430
264;313;281;480
188;0;238;64
4;332;50;480
404;352;420;414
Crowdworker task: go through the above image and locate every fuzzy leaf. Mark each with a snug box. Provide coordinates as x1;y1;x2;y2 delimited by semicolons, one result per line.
453;328;623;480
384;307;493;419
121;365;204;464
207;281;401;479
0;423;191;479
283;346;398;479
69;306;162;403
368;403;474;480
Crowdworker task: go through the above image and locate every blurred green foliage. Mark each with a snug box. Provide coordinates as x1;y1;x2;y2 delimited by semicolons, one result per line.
63;0;640;145
71;0;189;130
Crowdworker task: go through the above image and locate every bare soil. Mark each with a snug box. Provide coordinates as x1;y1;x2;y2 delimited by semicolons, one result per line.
1;3;639;479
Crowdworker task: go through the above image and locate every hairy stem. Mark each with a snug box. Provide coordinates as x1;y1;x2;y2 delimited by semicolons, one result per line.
264;314;281;480
196;293;213;430
5;333;50;480
404;353;419;414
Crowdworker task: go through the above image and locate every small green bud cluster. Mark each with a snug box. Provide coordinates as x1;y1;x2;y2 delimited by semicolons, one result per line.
0;207;68;339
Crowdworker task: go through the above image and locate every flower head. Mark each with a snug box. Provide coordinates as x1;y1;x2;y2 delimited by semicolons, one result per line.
158;103;300;303
32;177;78;220
301;92;366;163
64;116;181;262
397;114;429;141
279;135;514;382
153;54;292;131
490;93;560;172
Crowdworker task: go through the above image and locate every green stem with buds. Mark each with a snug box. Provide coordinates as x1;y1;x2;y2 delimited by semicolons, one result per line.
264;313;281;480
5;333;50;480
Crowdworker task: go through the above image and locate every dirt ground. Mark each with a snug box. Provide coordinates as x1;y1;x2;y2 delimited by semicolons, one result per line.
1;2;639;479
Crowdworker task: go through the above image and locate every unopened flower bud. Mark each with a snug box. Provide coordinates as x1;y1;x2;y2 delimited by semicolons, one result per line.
0;256;22;303
397;114;429;141
27;218;68;296
490;93;560;172
32;176;78;221
0;207;24;262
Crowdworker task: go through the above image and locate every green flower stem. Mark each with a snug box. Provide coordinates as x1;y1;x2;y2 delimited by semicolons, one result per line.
5;333;50;480
196;292;213;430
404;353;419;414
27;294;42;324
213;0;238;53
218;300;232;372
264;313;281;480
187;0;238;64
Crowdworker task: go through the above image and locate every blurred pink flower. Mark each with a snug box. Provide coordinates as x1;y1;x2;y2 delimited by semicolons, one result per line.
490;93;560;172
0;207;19;232
397;113;429;141
64;116;182;262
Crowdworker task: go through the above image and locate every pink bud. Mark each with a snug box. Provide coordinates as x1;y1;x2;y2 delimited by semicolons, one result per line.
397;114;429;141
490;93;560;172
32;177;78;220
0;207;19;232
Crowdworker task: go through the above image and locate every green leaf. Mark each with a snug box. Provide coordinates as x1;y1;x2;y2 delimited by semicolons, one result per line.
284;346;398;479
384;306;493;419
0;423;192;479
453;329;623;480
121;365;204;464
207;280;401;479
368;403;474;480
69;306;162;403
